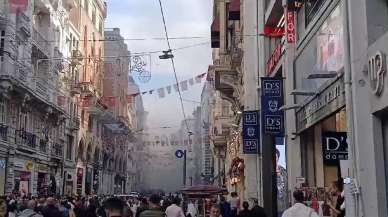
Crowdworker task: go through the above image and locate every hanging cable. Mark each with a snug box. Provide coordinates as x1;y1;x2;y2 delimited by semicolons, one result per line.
157;0;191;135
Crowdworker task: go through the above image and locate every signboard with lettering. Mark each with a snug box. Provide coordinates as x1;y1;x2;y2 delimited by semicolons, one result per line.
243;111;260;154
322;132;348;165
266;43;283;76
261;78;284;135
286;11;295;43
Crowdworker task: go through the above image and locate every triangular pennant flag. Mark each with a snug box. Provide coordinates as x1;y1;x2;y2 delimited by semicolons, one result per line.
180;80;188;91
166;86;172;94
149;90;154;94
189;78;194;86
173;83;179;92
142;92;147;95
200;73;207;78
157;88;165;98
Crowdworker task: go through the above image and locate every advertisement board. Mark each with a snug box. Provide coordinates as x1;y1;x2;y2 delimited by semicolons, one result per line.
242;111;260;154
261;78;284;135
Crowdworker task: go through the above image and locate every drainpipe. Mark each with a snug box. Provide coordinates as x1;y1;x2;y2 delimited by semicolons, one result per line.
342;0;361;216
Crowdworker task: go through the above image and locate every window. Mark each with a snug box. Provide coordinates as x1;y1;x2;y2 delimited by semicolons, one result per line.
305;0;327;26
88;116;93;132
67;135;74;160
0;100;6;124
0;30;5;61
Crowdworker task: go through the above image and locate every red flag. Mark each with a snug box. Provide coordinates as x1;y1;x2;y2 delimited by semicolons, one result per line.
9;0;28;14
57;96;66;107
262;26;285;38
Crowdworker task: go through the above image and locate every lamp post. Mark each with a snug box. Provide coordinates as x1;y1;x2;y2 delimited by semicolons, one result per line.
175;149;187;186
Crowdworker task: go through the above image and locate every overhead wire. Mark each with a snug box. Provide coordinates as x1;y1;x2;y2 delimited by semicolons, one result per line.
157;0;191;134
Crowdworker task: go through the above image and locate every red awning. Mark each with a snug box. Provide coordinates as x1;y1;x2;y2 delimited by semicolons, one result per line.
229;0;240;20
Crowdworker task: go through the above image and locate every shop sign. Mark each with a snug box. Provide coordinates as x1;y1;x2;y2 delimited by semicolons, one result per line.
286;11;295;43
37;164;49;172
266;43;283;76
261;78;284;135
242;111;260;154
368;51;386;96
296;76;346;132
322;132;348;164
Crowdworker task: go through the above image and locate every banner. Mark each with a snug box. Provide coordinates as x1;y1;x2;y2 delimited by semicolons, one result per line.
9;0;28;13
322;132;348;165
286;10;295;43
243;111;260;154
261;77;284;135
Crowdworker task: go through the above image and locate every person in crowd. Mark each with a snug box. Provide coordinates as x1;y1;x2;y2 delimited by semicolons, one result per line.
85;198;99;217
0;197;7;217
276;149;288;217
135;198;148;217
129;199;138;217
6;198;17;217
19;200;43;217
250;199;267;217
327;180;345;217
229;192;239;217
35;197;46;214
41;197;62;217
123;206;133;217
219;197;231;217
237;202;251;217
281;190;319;217
71;197;86;217
186;200;197;217
165;197;184;217
139;195;164;217
209;205;222;217
102;197;125;217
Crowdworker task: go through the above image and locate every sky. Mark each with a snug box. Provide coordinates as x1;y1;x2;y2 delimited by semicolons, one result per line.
106;0;213;133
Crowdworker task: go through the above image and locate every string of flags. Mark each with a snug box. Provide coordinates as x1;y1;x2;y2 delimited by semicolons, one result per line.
57;72;208;108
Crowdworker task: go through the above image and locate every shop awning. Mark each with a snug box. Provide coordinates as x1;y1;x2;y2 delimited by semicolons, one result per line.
228;0;240;20
211;16;220;48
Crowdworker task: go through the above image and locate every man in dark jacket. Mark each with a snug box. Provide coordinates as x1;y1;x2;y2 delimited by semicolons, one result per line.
251;199;267;217
41;197;62;217
139;195;164;217
219;197;231;217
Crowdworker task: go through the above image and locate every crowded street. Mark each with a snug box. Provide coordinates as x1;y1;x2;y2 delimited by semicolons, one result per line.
0;0;388;216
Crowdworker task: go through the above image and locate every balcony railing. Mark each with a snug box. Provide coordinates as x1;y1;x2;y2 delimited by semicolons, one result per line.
35;77;50;100
32;27;50;56
16;12;31;37
15;129;37;149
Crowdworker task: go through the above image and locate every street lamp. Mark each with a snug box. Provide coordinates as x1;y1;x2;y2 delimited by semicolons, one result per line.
159;50;174;59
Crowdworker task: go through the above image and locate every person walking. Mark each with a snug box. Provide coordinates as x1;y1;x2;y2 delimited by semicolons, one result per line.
219;197;231;217
139;195;164;217
102;197;125;217
19;200;43;217
165;198;185;217
41;197;62;217
135;198;148;217
281;191;319;217
186;200;197;217
250;199;267;217
229;193;239;217
237;202;251;217
209;205;222;217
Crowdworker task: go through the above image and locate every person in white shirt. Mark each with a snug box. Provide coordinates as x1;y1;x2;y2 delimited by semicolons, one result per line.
186;200;197;217
165;198;185;217
282;191;319;217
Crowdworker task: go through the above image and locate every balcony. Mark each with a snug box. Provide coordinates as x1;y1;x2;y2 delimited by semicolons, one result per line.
32;27;50;57
16;12;31;37
69;117;80;131
39;139;48;153
51;143;63;159
15;129;37;151
34;78;50;101
0;124;8;141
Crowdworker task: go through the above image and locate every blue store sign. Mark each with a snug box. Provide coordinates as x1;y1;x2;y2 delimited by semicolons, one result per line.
243;111;260;154
261;77;284;135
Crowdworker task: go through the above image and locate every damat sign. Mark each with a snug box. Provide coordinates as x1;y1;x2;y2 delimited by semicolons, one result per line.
243;111;260;154
261;78;284;135
322;132;348;164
